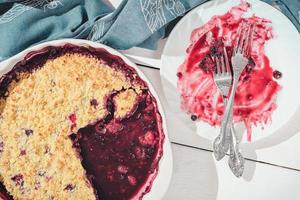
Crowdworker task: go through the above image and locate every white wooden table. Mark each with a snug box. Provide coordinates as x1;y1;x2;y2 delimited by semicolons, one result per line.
110;1;300;199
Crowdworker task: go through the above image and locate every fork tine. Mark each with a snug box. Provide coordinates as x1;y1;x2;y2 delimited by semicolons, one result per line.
210;55;217;76
242;24;251;56
210;55;215;62
220;55;225;73
233;22;243;55
237;24;249;54
216;56;221;75
223;47;230;73
243;23;254;57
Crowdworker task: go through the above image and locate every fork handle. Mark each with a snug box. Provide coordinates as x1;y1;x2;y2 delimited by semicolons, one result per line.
222;77;245;177
222;96;245;177
222;98;233;146
228;122;245;177
217;77;238;153
222;76;239;135
213;98;232;161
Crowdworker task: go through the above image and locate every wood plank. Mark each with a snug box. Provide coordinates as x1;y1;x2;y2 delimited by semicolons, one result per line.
164;143;300;200
138;66;300;170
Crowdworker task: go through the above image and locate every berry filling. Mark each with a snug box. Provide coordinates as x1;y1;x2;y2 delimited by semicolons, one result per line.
0;182;12;200
64;184;76;192
68;113;77;132
0;141;4;153
177;2;281;141
19;150;26;156
71;90;164;200
24;129;33;136
90;98;99;109
11;175;23;187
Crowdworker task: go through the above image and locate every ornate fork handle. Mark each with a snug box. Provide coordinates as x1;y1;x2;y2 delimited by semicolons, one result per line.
222;70;245;177
222;73;239;138
228;123;245;177
213;91;232;160
214;74;239;161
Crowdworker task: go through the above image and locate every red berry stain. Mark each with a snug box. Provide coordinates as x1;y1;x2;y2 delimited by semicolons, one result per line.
117;165;129;174
20;149;26;156
68;113;77;123
64;184;76;192
0;142;4;153
177;2;281;141
11;174;23;186
25;129;33;136
90;98;99;109
68;113;77;131
127;175;137;186
34;182;41;190
45;176;52;182
95;123;107;135
106;121;123;134
139;131;155;146
44;146;50;154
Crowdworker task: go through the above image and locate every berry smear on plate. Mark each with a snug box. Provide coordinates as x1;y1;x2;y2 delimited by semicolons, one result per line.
177;1;281;141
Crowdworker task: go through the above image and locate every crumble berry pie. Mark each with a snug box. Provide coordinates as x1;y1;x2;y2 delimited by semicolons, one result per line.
0;45;164;200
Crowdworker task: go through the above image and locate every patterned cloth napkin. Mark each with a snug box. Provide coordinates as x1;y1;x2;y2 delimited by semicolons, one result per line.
0;0;299;61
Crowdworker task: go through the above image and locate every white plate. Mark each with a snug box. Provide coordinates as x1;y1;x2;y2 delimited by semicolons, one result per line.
0;39;173;200
160;0;300;142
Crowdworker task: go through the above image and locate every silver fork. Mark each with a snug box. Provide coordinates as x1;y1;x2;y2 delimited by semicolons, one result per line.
212;47;233;161
222;22;254;177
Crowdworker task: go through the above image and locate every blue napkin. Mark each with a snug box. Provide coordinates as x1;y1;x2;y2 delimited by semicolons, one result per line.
0;0;299;62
